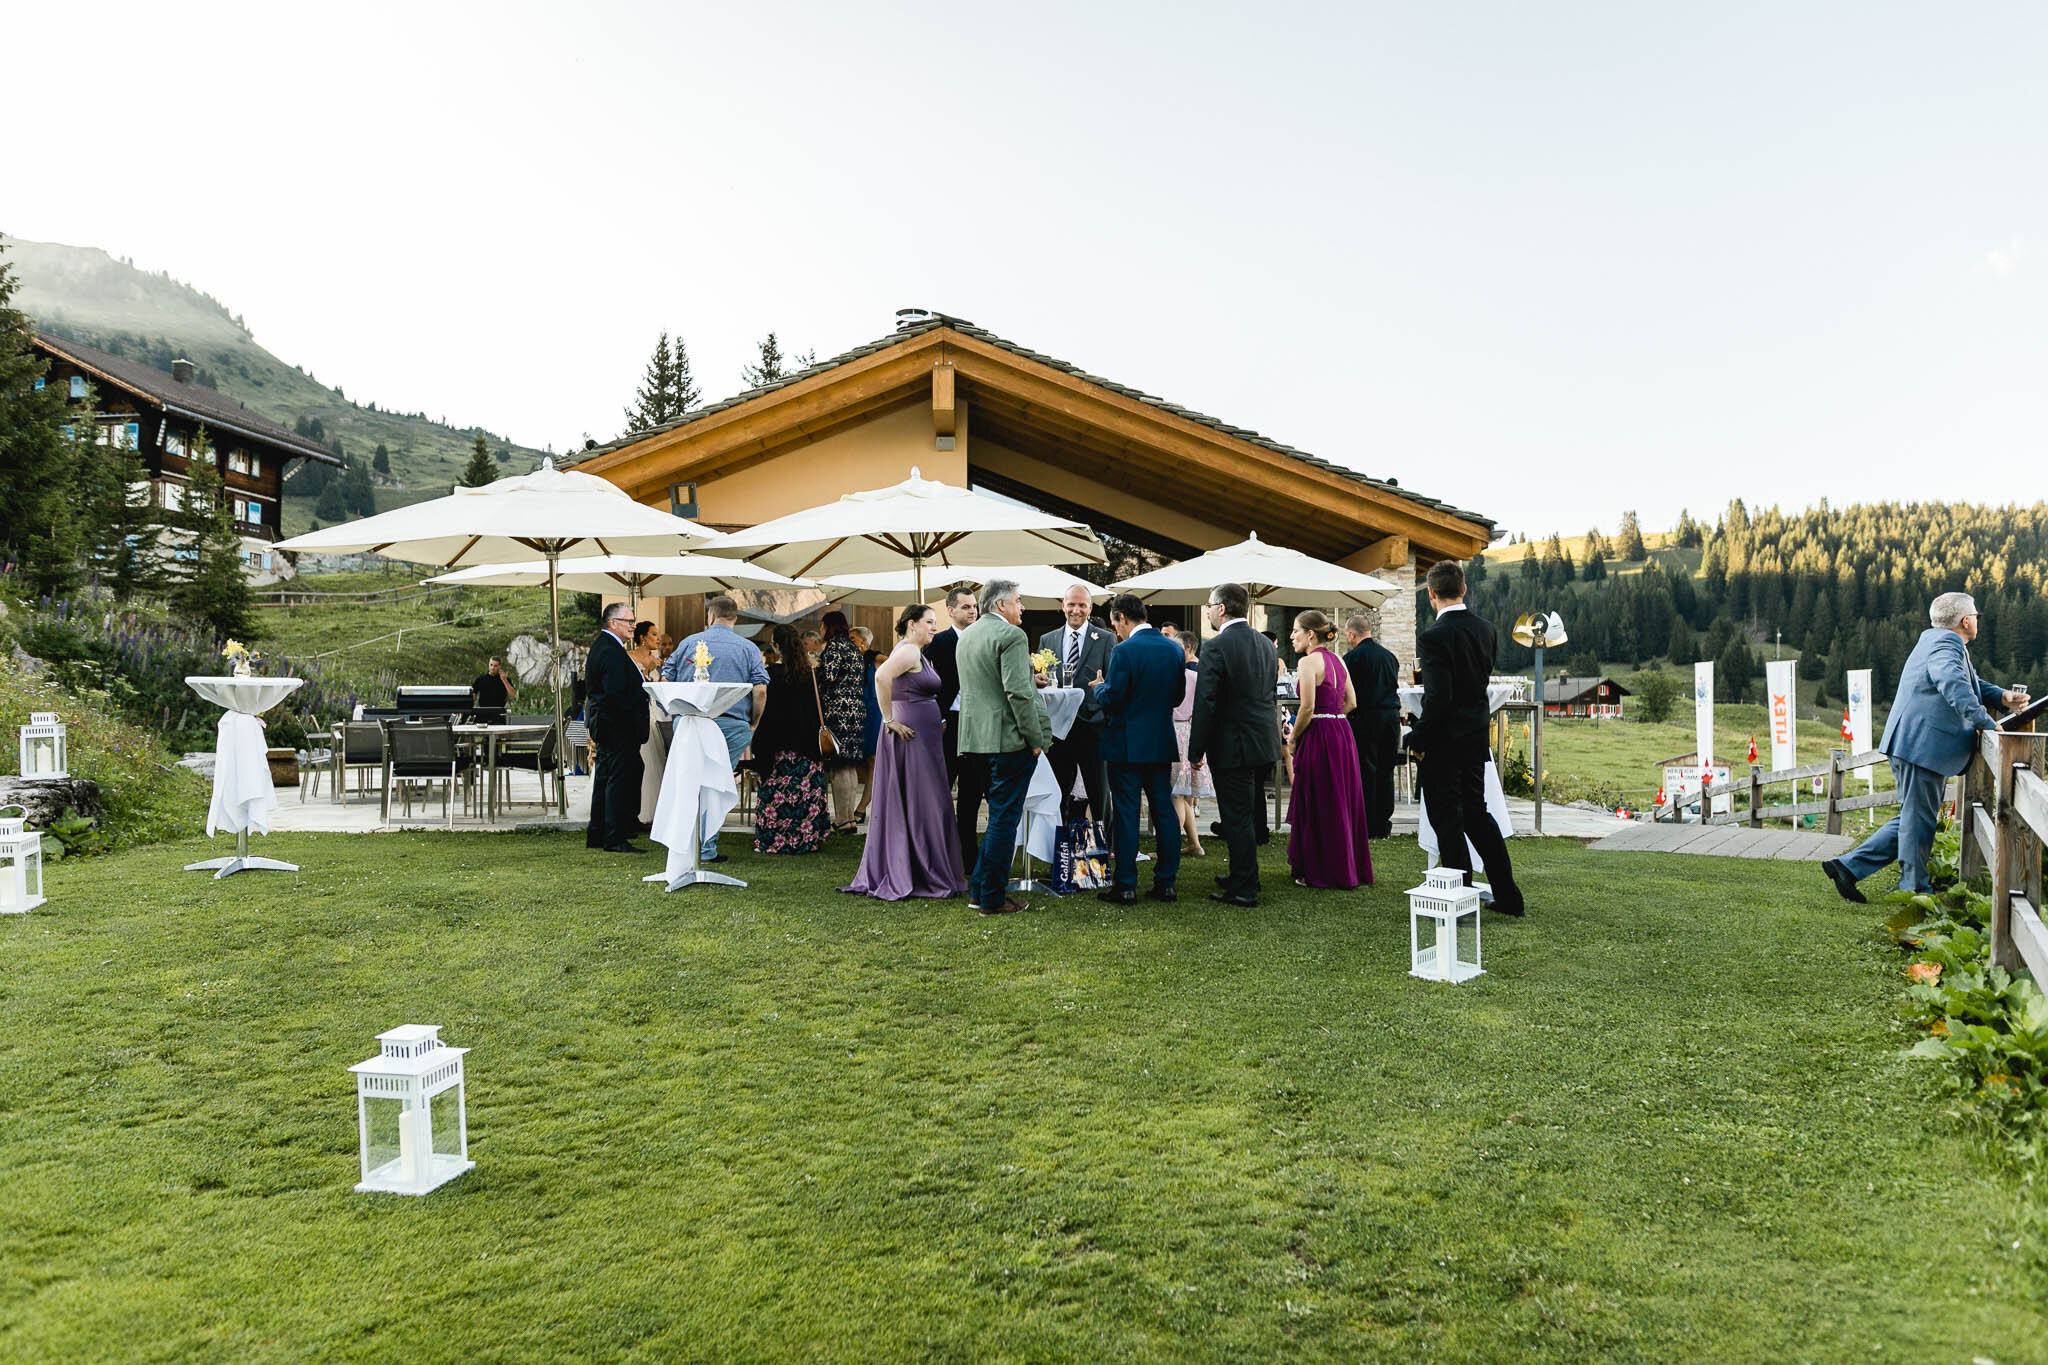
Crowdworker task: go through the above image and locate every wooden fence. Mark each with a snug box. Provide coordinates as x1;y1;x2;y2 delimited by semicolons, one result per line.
1957;725;2048;977
1697;748;1899;834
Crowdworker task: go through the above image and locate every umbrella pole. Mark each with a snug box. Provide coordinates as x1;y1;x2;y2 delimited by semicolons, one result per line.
550;549;567;819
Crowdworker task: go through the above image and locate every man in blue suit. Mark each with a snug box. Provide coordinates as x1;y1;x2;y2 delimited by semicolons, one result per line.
1824;592;2028;901
1088;592;1186;904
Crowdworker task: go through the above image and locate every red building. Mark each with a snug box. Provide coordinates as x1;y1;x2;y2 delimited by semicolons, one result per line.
1542;675;1631;718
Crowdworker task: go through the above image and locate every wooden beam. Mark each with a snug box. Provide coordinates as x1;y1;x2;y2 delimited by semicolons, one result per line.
932;364;956;439
1340;536;1410;575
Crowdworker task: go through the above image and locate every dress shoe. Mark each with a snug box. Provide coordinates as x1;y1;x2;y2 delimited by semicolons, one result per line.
1097;887;1138;905
1146;885;1177;903
1209;890;1257;907
606;842;647;854
703;854;730;864
1215;873;1232;888
976;898;1027;915
1820;858;1866;904
1490;899;1527;917
1256;829;1271;846
1210;822;1225;840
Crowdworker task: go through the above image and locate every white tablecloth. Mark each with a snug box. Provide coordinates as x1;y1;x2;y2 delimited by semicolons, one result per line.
645;681;753;884
1398;683;1523;719
1416;758;1514;864
186;675;303;837
1014;688;1084;863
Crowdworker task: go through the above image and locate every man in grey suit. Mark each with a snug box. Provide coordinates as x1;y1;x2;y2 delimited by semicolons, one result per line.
1824;591;2028;901
957;578;1056;915
1038;585;1116;822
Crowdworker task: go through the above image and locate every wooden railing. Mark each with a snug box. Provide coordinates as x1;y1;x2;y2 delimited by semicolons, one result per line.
1957;725;2048;977
1700;748;1898;834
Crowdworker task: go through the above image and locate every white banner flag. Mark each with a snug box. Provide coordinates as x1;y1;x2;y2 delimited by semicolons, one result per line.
1846;668;1873;753
1694;661;1714;766
1765;659;1797;774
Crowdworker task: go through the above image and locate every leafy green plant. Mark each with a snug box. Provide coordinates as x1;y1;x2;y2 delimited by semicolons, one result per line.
37;806;108;862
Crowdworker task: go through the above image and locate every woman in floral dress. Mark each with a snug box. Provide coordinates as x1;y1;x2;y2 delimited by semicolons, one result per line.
816;610;868;835
752;623;830;855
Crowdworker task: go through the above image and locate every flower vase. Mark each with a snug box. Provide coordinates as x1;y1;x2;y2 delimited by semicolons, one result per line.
692;666;710;684
233;659;252;678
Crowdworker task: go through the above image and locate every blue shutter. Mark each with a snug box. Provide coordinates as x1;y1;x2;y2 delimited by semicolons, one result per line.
69;376;85;398
32;377;43;391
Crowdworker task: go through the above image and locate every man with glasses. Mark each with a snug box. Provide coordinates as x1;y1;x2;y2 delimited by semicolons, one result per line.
584;600;651;854
1187;582;1282;906
1825;591;2029;901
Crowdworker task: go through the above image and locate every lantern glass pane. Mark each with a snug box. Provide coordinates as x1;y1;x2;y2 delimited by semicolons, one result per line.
22;850;38;901
430;1088;462;1159
363;1096;404;1180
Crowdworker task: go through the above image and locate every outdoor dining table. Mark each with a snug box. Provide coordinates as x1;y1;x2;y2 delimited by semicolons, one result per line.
452;722;554;823
642;680;754;891
1009;685;1083;892
184;675;304;880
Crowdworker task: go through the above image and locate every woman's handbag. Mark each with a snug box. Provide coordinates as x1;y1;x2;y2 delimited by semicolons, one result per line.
808;664;839;758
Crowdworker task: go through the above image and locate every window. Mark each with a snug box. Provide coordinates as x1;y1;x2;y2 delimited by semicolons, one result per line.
69;376;85;398
165;430;185;457
227;451;251;475
239;499;264;526
122;423;139;450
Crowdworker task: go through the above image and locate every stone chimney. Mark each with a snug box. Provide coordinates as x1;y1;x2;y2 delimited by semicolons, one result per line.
171;358;195;384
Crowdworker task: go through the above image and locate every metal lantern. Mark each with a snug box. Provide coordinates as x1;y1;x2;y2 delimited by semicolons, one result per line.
348;1025;473;1196
18;712;67;781
1408;867;1483;983
0;806;45;914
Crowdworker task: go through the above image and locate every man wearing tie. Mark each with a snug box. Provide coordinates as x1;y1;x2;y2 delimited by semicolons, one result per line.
1824;591;2028;901
1342;611;1401;840
1038;585;1116;823
1088;592;1185;904
583;601;650;854
926;586;986;878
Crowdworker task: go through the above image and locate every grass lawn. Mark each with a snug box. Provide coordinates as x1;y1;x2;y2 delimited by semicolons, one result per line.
4;833;2043;1360
1533;714;1894;810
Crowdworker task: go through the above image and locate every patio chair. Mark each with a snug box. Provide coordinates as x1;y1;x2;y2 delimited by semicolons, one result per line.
297;737;333;801
383;719;472;829
338;722;387;804
493;718;559;812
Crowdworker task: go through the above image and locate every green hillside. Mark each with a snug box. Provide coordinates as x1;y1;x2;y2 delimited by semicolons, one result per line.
3;237;547;530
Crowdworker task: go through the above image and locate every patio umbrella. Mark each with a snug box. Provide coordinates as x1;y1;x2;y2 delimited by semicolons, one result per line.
424;553;817;610
818;564;1109;609
697;467;1105;596
275;458;719;812
1109;533;1402;609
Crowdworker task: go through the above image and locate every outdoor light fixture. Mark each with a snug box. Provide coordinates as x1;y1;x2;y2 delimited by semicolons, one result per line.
18;713;67;781
349;1025;473;1196
1511;612;1569;835
0;806;46;914
1408;867;1483;983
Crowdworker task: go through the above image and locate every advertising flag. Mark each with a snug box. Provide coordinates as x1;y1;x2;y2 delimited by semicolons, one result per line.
1847;669;1873;752
1765;659;1797;773
1694;661;1714;768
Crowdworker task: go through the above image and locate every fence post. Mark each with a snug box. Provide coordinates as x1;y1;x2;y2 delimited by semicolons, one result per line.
1826;749;1845;836
1748;766;1763;829
1992;733;2022;972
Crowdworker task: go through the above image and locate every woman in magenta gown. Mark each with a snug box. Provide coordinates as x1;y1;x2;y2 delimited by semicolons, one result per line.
1284;610;1373;889
841;604;968;900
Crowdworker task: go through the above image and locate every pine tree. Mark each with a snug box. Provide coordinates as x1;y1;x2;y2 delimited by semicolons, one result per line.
459;432;497;488
80;418;166;599
342;460;376;515
315;480;348;522
622;331;701;431
1519;543;1539;581
372;442;390;475
1618;509;1649;560
0;242;83;595
742;333;787;388
172;429;257;641
1584;547;1607;581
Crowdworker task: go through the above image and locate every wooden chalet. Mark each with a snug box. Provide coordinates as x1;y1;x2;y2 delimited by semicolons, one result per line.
31;332;340;574
1542;674;1632;718
570;310;1497;665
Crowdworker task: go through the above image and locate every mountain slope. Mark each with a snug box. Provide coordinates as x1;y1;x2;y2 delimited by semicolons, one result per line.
4;237;546;529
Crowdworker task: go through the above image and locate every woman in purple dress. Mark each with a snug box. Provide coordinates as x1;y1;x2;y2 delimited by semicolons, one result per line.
1284;610;1373;889
841;604;968;900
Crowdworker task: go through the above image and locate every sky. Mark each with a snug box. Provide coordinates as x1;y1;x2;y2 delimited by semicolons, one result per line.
4;0;2044;540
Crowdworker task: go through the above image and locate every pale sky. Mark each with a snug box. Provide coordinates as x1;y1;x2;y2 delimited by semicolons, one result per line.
4;0;2044;539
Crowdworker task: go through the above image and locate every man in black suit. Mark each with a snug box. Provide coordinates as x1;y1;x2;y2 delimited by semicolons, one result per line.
1038;585;1116;822
1410;561;1524;915
927;586;989;879
583;601;650;854
1187;581;1282;906
1342;611;1401;839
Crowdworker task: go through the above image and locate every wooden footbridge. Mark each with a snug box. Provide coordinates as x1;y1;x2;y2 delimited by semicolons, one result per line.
1588;821;1852;860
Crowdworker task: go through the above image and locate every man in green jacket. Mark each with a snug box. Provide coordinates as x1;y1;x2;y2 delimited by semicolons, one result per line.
956;577;1055;914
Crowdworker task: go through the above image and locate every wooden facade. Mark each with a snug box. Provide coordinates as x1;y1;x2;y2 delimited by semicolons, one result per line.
31;333;339;549
1543;675;1631;718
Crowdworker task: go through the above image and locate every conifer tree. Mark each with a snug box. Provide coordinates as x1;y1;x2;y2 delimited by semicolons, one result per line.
315;480;348;523
459;432;497;487
341;460;376;514
372;442;390;474
1617;509;1649;560
0;242;83;595
742;332;788;388
172;429;257;640
80;415;166;599
622;331;700;431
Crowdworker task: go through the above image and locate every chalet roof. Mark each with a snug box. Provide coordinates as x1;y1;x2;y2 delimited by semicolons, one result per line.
569;311;1494;540
32;332;341;465
1542;675;1633;704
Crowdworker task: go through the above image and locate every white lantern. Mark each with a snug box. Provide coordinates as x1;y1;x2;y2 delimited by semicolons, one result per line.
1408;868;1483;983
348;1024;473;1195
0;806;45;914
18;712;67;781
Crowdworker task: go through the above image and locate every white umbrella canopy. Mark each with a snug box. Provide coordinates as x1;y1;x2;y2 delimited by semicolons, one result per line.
1110;533;1402;609
424;553;816;605
697;467;1105;592
819;564;1109;609
274;458;720;815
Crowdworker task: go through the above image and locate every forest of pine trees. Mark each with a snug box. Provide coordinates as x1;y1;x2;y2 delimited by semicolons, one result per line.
1461;499;2048;703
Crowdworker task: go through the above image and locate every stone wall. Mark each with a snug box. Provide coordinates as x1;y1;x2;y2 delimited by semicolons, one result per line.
1375;552;1420;683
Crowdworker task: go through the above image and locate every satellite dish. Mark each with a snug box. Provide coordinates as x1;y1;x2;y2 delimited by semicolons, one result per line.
1512;611;1569;648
